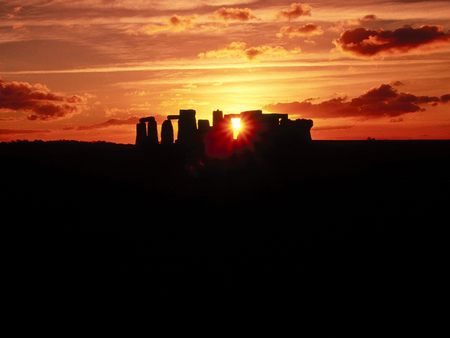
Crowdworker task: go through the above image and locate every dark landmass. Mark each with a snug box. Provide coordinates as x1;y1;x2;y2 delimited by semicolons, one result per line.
1;140;449;301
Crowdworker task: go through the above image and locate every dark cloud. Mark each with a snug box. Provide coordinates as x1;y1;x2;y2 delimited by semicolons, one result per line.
77;116;140;130
336;25;450;57
361;14;377;21
390;117;404;123
0;80;84;120
264;83;450;119
278;2;312;20
392;80;405;86
0;128;50;135
441;94;450;103
214;7;256;21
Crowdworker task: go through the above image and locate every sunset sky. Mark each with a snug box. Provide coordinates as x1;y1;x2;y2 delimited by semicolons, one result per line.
1;0;450;143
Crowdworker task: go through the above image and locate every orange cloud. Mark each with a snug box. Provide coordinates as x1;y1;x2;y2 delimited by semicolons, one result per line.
277;23;323;38
198;41;301;60
336;25;450;57
329;15;378;34
6;5;22;19
265;83;450;119
133;15;196;35
0;80;84;120
169;14;194;27
214;7;256;21
278;2;312;20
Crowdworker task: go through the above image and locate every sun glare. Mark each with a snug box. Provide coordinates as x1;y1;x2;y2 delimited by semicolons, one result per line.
231;118;241;139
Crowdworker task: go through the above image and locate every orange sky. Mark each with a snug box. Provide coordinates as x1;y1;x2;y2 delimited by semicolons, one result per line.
1;0;450;143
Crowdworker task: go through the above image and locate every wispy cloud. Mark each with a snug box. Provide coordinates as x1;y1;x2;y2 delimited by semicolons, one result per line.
198;41;301;60
128;15;197;35
76;116;140;130
0;128;50;135
313;124;353;131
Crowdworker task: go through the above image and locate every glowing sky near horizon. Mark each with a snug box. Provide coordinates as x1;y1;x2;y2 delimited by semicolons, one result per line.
1;0;450;143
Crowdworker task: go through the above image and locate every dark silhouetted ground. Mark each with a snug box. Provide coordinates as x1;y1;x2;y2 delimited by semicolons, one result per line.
2;140;449;305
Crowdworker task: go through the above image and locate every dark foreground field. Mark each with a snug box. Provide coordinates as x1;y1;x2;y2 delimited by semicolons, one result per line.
1;140;449;303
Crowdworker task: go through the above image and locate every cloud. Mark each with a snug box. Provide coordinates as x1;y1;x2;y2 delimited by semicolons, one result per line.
128;14;227;36
277;24;323;38
392;80;404;87
264;83;450;119
77;116;140;130
0;80;84;120
132;15;196;35
328;14;379;35
278;3;312;20
6;5;22;19
0;128;50;135
328;15;380;35
441;94;450;103
361;14;377;22
313;125;353;131
69;0;259;11
12;23;26;30
198;41;301;60
169;14;194;27
390;117;404;123
76;113;168;130
336;25;450;57
214;7;256;21
131;8;258;36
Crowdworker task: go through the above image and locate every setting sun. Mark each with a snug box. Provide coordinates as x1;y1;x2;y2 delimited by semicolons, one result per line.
231;118;242;139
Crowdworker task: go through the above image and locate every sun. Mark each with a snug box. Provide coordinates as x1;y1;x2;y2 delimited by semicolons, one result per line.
231;118;242;139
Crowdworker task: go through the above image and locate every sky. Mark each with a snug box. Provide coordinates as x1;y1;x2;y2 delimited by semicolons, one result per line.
1;0;450;143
